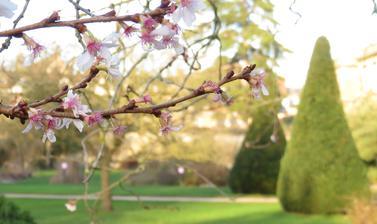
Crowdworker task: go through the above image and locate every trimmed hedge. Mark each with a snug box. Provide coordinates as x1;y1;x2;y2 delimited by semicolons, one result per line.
277;36;369;214
0;197;36;224
229;109;286;194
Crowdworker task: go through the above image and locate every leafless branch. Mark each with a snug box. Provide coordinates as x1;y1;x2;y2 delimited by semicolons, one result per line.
0;0;31;52
289;0;302;24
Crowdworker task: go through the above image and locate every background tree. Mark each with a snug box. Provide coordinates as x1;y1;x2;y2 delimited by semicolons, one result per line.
229;109;286;194
0;0;286;214
347;93;377;183
347;92;377;164
277;36;369;214
0;51;83;170
217;0;287;194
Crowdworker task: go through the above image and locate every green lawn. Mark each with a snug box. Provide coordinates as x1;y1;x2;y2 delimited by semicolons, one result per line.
10;199;349;224
0;170;232;197
1;171;351;224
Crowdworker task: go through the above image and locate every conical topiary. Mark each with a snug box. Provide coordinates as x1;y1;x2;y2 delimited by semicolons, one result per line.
277;36;369;214
229;109;286;194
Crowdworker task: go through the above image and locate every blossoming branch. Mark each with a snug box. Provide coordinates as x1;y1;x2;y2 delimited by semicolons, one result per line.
0;0;269;143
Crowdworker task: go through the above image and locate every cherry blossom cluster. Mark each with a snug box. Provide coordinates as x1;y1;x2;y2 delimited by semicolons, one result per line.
0;0;269;144
21;89;156;143
1;0;205;75
75;0;204;76
201;68;269;102
249;69;269;99
22;90;91;143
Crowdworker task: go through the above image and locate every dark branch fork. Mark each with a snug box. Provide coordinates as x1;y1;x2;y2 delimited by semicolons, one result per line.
0;65;256;122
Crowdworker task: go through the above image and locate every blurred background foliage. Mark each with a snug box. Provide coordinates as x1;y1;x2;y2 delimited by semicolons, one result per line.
1;0;376;192
0;0;287;179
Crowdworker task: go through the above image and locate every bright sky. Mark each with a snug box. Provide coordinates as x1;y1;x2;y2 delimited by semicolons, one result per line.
1;0;377;89
273;0;377;88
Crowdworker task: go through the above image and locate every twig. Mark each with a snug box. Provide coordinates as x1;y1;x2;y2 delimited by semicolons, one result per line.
70;0;87;49
0;65;257;121
0;7;168;37
0;0;31;52
289;0;302;24
372;0;377;14
68;0;95;17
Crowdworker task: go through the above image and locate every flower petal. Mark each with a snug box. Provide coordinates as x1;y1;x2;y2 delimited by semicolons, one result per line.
261;84;269;96
22;122;33;133
47;130;56;143
73;119;84;132
182;8;196;26
77;51;95;72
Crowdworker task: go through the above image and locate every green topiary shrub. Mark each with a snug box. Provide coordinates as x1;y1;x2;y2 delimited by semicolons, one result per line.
277;36;370;214
0;197;36;224
229;109;286;194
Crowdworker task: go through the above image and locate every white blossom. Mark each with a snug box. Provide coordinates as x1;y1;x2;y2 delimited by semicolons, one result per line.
62;118;84;132
250;69;269;99
104;55;122;77
62;90;91;117
42;129;57;143
22;108;44;133
76;33;120;72
172;0;205;26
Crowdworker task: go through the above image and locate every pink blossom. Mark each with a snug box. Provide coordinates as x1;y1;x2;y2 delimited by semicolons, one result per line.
213;91;234;106
76;32;120;72
120;22;138;37
84;112;103;126
42;115;63;143
249;69;269;99
140;31;158;49
22;108;44;133
0;0;17;19
22;109;64;143
155;35;184;54
62;90;91;117
152;25;184;54
172;0;205;26
134;94;152;104
159;112;182;135
86;39;102;55
201;81;233;105
22;34;45;64
141;16;158;32
201;80;220;92
45;115;61;129
113;125;127;136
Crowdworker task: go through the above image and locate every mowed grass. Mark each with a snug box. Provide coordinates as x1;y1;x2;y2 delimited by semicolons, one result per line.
2;171;350;224
0;170;232;197
10;199;349;224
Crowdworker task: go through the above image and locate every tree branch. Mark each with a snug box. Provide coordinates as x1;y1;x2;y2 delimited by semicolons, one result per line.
0;0;31;52
0;7;168;37
0;65;257;122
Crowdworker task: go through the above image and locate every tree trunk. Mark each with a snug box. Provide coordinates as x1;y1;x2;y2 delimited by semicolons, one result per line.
100;147;113;211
